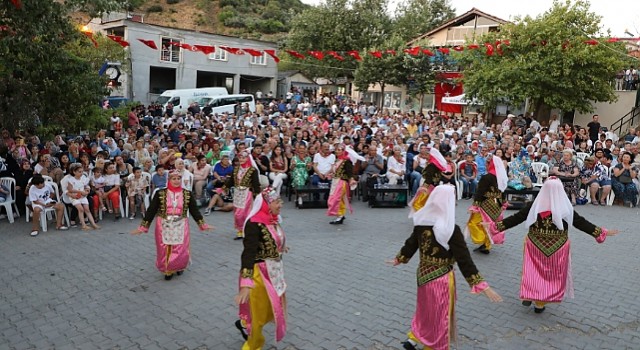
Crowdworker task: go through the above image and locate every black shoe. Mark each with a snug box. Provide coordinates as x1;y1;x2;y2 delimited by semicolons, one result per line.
114;216;120;222
522;300;532;307
176;270;184;276
473;244;485;252
473;244;490;254
235;320;248;340
330;216;345;225
402;341;417;350
534;306;546;314
164;274;173;281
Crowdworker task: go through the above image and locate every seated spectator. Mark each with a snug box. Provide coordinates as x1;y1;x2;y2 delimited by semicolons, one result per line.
27;174;68;236
190;155;211;204
204;187;234;215
151;164;168;192
359;146;384;201
611;152;638;207
386;146;406;185
207;155;233;196
312;142;335;186
459;152;478;199
269;145;288;195
409;144;429;197
126;167;149;220
580;157;611;205
551;149;580;205
507;149;533;190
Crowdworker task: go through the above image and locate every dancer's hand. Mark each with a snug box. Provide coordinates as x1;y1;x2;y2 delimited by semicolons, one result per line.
201;225;215;232
385;258;400;266
235;287;250;305
606;229;619;236
131;228;144;235
284;246;290;253
483;287;503;302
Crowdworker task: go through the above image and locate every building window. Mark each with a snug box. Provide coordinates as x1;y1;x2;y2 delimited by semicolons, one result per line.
161;37;181;63
250;53;267;65
209;46;228;61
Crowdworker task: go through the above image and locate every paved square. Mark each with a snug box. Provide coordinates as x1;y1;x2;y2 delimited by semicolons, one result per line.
1;199;639;349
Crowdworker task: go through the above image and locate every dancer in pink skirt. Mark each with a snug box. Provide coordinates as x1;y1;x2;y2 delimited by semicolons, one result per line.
390;185;502;350
492;177;619;313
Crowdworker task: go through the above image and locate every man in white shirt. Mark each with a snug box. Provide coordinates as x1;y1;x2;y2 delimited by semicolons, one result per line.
312;142;335;186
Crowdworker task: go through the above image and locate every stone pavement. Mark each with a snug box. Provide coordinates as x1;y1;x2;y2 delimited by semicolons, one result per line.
1;198;639;350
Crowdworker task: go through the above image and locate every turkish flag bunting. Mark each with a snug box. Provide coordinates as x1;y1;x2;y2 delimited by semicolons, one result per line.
220;46;243;54
326;51;344;61
308;51;325;60
10;0;21;9
422;49;435;56
193;45;215;55
82;31;98;48
607;38;619;43
403;46;421;56
438;47;450;54
385;49;396;55
347;50;362;61
243;48;263;57
495;41;503;56
584;39;599;45
369;51;382;59
264;49;280;62
107;35;130;47
138;39;157;50
502;40;511;46
484;43;494;56
452;46;464;52
285;50;305;59
466;44;479;50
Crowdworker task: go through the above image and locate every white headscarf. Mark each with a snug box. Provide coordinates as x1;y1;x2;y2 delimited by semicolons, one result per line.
525;178;573;230
490;155;508;192
412;185;456;250
428;147;448;172
345;145;365;164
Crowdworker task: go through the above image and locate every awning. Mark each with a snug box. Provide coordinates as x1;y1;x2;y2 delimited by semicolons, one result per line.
441;93;483;105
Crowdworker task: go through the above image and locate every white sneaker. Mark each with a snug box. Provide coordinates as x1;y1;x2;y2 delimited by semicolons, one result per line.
30;230;39;237
204;208;211;216
129;215;135;220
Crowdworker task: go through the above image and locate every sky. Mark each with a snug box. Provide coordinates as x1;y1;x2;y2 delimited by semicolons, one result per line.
299;0;640;38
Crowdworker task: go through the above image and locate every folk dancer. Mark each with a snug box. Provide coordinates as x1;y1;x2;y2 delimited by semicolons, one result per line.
235;187;288;350
409;148;448;214
327;144;356;225
466;155;509;254
220;151;261;239
390;185;502;350
132;170;213;280
490;177;619;313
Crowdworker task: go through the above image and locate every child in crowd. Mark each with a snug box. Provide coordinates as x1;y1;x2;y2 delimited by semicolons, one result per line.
459;152;478;199
151;164;168;192
126;167;149;220
90;167;107;216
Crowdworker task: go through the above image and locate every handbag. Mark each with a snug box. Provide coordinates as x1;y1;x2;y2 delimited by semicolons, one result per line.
160;215;186;245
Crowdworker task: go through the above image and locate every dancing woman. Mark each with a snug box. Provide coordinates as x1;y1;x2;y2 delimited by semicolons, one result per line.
409;148;448;214
391;185;502;350
490;177;619;313
221;151;261;239
327;144;355;225
235;187;288;349
132;170;212;280
466;155;509;254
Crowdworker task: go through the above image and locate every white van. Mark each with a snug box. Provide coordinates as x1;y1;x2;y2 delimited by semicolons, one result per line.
206;94;256;115
156;87;228;113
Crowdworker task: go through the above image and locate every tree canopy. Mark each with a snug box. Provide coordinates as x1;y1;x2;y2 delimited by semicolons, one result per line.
454;0;628;118
393;0;456;42
0;0;128;134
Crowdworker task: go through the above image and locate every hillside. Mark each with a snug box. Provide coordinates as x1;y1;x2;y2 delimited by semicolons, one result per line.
129;0;309;41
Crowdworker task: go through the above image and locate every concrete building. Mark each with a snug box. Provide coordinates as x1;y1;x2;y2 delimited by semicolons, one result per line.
88;15;278;106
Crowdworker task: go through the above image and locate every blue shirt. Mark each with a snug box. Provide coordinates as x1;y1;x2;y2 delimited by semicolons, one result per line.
475;155;487;177
151;173;167;189
213;163;233;178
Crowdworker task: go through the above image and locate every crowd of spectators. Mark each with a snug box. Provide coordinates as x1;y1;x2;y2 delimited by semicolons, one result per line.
2;94;640;234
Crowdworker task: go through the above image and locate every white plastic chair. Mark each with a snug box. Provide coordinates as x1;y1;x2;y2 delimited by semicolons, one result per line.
576;152;589;163
530;162;549;187
0;177;20;223
455;160;464;200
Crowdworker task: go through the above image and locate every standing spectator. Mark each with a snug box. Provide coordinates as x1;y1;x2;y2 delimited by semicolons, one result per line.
586;115;601;147
128;107;139;129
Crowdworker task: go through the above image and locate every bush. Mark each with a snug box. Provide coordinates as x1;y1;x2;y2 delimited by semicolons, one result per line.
256;19;285;34
147;5;163;12
223;16;247;28
219;0;239;6
217;9;235;24
166;0;180;4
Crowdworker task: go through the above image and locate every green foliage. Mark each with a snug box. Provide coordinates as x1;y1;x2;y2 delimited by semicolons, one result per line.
0;0;124;134
394;0;456;42
256;19;285;34
217;7;236;23
354;36;406;107
455;0;627;116
286;0;392;79
148;4;163;12
223;16;247;28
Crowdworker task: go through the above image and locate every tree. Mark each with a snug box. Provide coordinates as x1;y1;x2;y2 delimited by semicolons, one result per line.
285;0;392;79
454;0;628;120
353;36;406;109
394;0;456;42
0;0;131;134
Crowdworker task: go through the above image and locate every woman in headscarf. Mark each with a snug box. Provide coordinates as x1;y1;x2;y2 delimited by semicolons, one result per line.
326;144;355;225
390;185;502;350
490;178;619;313
466;155;509;254
234;187;288;350
409;147;448;214
219;150;261;239
131;170;212;280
